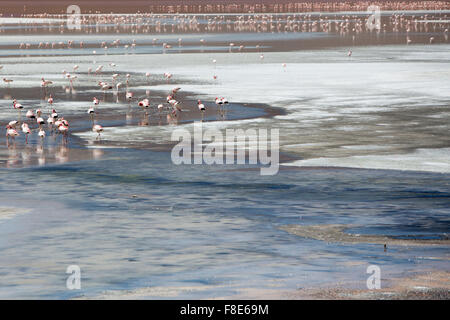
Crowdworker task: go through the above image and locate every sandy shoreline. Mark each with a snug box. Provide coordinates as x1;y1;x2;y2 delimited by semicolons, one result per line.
72;269;449;300
286;270;450;300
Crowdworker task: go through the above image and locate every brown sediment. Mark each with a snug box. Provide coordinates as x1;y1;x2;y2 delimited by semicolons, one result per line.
280;224;450;246
76;269;450;300
288;270;450;300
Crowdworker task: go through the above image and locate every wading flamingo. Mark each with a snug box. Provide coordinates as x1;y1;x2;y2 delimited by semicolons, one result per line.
92;124;103;140
6;125;19;146
21;123;31;144
198;100;206;120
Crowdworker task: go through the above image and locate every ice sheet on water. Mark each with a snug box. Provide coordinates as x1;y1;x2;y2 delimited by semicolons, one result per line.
284;148;450;173
2;44;450;172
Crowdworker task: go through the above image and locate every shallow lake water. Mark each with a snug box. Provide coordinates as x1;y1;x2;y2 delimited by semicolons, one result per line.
0;15;449;299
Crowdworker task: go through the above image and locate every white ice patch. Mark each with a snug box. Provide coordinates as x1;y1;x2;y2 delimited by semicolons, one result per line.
284;148;450;173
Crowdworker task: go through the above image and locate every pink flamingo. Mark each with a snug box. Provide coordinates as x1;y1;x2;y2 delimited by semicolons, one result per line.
21;123;31;144
58;123;69;144
138;98;150;113
26;110;36;124
38;128;46;144
92;124;103;140
13;99;23;121
41;78;52;95
6;125;19;146
198;100;206;120
87;107;95;123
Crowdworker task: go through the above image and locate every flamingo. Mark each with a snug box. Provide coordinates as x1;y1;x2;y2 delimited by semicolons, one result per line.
58;123;69;144
138;98;150;112
6;125;19;146
12;99;21;108
46;116;54;132
61;118;69;127
8;120;18;128
26;110;36;122
164;72;172;83
3;78;13;86
100;82;113;98
21;123;31;144
95;65;103;74
54;118;62;128
87;107;95;123
93;97;99;105
198;100;206;120
51;109;58;119
41;78;52;95
36;116;45;129
48;95;54;105
215;97;224;117
169;100;182;114
92;124;103;140
38;128;46;143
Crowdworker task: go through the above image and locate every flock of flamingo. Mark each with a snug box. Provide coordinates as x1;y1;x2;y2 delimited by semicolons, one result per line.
3;11;449;41
2;1;449;149
1;42;234;148
6;97;69;147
